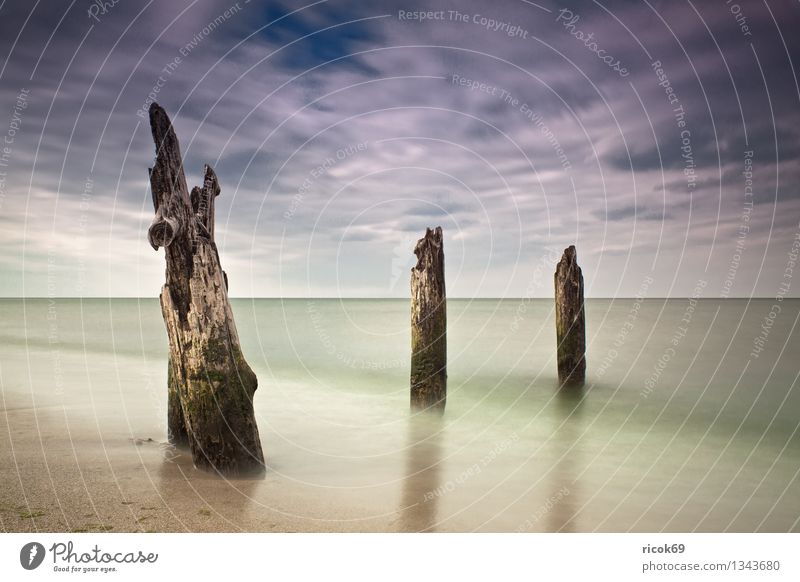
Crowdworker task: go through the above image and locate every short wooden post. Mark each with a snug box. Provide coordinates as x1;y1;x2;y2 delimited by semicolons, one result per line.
554;245;586;386
410;227;447;412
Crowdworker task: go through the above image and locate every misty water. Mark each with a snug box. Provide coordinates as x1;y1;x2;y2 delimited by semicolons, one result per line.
1;298;799;531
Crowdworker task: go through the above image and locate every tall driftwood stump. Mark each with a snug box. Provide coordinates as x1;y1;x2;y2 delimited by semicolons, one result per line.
554;245;586;386
147;102;264;475
410;227;447;412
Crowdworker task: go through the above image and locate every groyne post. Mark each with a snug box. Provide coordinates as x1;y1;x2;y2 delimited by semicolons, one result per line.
147;103;264;475
410;227;447;412
555;245;586;386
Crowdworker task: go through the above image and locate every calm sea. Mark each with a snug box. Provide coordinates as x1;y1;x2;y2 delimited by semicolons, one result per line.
1;298;798;531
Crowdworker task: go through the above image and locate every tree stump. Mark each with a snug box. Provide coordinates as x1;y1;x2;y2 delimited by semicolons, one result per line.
410;227;447;412
147;102;265;475
554;245;586;386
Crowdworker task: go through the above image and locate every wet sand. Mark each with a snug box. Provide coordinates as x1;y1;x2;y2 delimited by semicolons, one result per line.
0;392;408;533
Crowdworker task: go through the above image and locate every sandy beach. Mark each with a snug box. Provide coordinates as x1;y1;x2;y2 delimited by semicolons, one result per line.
0;392;404;533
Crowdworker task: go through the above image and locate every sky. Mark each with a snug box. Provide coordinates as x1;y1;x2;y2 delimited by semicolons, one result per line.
0;0;799;298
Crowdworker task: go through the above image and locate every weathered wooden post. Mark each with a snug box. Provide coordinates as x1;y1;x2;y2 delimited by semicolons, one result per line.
554;245;586;386
147;102;265;475
410;227;447;412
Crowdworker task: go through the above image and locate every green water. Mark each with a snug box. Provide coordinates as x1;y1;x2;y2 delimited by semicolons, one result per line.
1;298;798;531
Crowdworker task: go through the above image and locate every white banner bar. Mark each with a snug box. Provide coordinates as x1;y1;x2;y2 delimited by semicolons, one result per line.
1;533;797;581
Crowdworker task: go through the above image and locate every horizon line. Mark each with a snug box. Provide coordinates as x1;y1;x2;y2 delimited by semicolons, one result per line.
2;296;796;301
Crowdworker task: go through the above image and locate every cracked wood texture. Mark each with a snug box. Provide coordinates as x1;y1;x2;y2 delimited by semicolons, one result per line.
554;245;586;386
147;102;264;475
410;227;447;413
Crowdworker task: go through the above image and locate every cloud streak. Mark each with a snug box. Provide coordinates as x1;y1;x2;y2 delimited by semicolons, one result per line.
0;0;798;298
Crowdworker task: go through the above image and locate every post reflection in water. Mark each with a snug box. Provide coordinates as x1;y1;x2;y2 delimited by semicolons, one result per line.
156;444;262;530
548;387;584;533
396;414;444;532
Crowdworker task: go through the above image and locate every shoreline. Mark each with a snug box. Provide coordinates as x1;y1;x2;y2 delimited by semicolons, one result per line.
0;391;400;533
2;297;799;533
